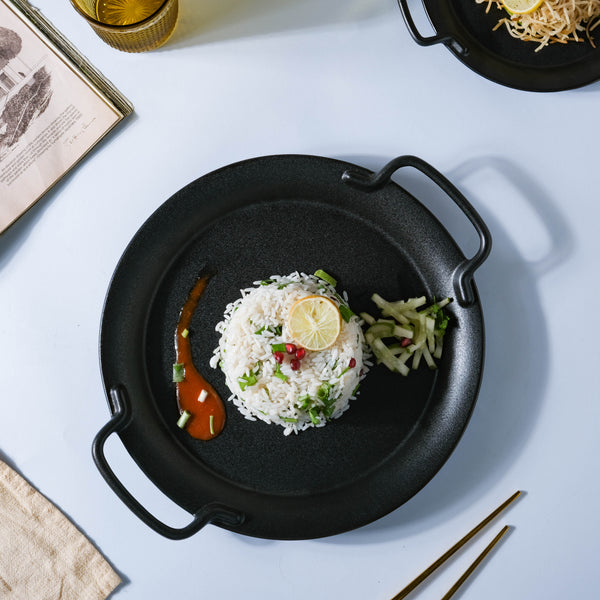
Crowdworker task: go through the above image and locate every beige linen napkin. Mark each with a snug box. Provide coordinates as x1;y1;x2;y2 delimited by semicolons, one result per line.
0;460;121;599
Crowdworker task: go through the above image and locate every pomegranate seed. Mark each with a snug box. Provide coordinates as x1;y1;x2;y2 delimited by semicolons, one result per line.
400;337;411;348
273;351;284;364
285;343;297;354
295;348;306;360
348;357;356;368
290;358;301;371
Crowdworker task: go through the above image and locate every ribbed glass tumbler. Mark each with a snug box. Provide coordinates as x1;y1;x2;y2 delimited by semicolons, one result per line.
70;0;178;53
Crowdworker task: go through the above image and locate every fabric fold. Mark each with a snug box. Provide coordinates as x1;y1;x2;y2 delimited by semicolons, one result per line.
0;460;121;600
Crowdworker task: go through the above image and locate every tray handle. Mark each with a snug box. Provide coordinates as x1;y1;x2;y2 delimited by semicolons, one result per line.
341;155;491;307
396;0;467;55
92;385;245;540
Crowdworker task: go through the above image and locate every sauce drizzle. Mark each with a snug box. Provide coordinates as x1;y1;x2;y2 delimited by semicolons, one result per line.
175;275;225;440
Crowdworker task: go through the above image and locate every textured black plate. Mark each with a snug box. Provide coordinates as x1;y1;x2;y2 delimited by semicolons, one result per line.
398;0;600;91
95;155;490;540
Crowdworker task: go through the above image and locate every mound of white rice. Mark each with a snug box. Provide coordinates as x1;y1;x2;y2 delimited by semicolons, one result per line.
209;272;371;435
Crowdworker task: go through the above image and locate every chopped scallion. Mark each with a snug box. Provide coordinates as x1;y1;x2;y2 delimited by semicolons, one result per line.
256;325;283;336
308;407;321;425
177;410;191;429
314;269;337;287
181;328;189;338
238;370;258;391
297;394;312;410
274;362;288;382
172;363;185;383
317;382;331;402
339;304;355;322
209;414;215;435
271;343;287;353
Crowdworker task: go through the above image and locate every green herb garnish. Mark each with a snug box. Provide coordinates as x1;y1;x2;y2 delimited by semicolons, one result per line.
432;302;450;333
238;370;258;391
172;363;185;383
274;362;288;382
314;269;337;287
316;382;332;402
339;304;355;323
256;325;283;336
308;407;321;425
177;410;191;429
297;394;312;410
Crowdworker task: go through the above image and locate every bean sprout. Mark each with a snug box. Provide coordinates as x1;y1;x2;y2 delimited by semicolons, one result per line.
476;0;600;51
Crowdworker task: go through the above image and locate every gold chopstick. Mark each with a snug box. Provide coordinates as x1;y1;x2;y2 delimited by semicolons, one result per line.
391;490;521;600
440;524;510;600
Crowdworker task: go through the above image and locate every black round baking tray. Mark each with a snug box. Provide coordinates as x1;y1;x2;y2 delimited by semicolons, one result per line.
93;154;491;540
398;0;600;91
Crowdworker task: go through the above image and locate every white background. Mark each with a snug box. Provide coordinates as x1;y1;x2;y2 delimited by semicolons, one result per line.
1;1;599;598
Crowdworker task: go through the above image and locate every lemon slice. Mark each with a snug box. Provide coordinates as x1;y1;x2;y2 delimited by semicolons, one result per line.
501;0;544;15
287;295;342;351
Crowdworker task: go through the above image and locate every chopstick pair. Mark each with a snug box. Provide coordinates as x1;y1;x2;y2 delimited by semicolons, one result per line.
392;490;521;600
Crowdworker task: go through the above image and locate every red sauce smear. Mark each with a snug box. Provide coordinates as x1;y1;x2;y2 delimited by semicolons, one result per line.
175;275;225;440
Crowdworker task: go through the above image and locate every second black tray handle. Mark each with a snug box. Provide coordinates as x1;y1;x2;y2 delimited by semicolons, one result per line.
92;385;245;540
341;155;492;307
397;0;467;55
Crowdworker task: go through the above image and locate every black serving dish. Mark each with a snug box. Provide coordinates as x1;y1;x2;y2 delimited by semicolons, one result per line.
398;0;600;91
93;154;491;540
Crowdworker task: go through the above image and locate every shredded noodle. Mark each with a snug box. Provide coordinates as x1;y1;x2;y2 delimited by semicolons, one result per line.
475;0;600;51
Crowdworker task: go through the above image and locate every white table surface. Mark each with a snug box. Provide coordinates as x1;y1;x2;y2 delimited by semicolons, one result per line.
2;1;599;598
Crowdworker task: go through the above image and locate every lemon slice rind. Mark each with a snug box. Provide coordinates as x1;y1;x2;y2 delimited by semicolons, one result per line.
500;0;544;15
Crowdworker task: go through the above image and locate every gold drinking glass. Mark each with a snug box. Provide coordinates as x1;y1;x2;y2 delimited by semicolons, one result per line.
70;0;179;53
